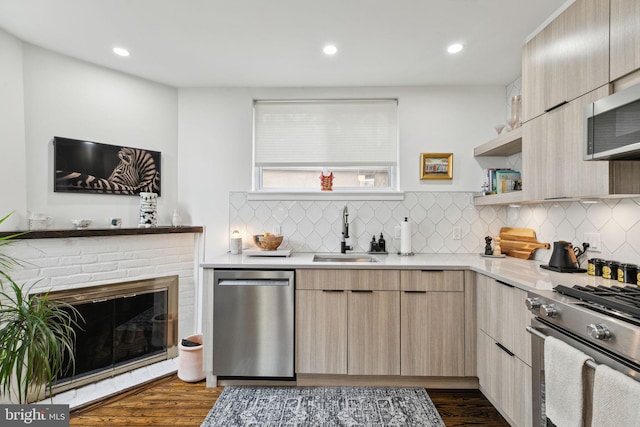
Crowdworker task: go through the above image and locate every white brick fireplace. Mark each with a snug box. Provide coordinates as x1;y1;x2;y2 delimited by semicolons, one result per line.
1;229;203;408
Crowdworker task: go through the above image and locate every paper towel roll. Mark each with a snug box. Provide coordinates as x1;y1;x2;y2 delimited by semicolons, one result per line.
400;217;412;255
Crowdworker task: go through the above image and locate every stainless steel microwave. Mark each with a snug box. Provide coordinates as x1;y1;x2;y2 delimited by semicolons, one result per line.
585;83;640;160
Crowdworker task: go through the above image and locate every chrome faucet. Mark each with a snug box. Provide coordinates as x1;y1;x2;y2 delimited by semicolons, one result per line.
341;205;352;253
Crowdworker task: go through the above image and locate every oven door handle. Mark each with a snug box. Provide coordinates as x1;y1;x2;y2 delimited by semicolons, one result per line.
526;326;599;370
526;326;548;340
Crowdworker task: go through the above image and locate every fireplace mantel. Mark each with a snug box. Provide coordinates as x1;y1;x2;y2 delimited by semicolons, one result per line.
0;225;203;240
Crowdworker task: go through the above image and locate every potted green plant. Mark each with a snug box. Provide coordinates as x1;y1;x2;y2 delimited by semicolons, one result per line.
0;212;82;403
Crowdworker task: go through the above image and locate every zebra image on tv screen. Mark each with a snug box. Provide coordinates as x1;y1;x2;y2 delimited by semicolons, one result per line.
54;136;161;196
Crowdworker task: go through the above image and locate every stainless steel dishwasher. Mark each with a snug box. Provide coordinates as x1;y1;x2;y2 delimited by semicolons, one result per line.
212;269;295;379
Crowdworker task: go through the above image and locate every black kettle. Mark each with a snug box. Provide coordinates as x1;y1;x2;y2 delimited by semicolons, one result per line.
549;241;579;269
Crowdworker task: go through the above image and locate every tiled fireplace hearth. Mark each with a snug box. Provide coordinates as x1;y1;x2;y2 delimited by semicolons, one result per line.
0;227;202;408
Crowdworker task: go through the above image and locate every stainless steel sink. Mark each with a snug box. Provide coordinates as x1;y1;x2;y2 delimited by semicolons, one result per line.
312;254;379;263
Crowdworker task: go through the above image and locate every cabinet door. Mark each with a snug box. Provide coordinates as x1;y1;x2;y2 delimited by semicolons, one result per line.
522;0;609;121
523;86;611;200
610;0;640;81
401;290;464;376
542;9;571;113
522;30;548;123
296;290;347;374
564;0;610;105
522;111;555;201
348;291;400;375
561;86;610;198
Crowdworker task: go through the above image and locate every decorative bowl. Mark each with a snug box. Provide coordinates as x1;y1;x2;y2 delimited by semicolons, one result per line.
253;234;283;251
71;219;92;229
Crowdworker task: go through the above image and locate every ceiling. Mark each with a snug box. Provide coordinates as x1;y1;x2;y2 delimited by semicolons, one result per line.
0;0;567;88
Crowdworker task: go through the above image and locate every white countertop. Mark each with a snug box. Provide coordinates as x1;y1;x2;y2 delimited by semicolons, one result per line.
201;252;619;293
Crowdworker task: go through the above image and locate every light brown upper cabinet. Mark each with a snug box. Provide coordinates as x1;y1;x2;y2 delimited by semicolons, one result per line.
522;0;609;122
610;0;640;81
523;85;640;200
523;86;609;200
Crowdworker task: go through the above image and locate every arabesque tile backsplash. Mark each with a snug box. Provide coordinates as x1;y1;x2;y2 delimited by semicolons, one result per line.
508;198;640;264
230;192;506;255
230;192;640;265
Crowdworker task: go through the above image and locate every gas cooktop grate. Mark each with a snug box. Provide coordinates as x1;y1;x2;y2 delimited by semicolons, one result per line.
554;284;640;320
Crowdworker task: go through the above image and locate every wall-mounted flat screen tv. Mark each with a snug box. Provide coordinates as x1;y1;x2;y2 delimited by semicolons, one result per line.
54;136;161;196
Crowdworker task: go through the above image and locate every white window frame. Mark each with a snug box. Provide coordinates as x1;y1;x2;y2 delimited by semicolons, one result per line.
252;99;401;200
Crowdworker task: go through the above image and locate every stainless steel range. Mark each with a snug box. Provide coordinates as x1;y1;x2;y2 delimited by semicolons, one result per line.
526;283;640;426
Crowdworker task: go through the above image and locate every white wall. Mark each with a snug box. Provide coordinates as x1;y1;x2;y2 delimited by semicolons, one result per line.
14;44;179;229
178;86;506;255
0;29;27;230
178;88;254;257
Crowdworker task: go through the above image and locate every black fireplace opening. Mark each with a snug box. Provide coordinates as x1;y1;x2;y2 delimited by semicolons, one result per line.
56;290;168;383
36;276;179;393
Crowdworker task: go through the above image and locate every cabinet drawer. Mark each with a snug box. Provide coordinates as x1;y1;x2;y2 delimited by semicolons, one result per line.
401;270;464;292
477;274;533;366
296;269;400;291
478;330;532;427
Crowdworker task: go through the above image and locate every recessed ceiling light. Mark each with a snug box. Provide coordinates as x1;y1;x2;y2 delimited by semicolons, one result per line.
113;47;130;57
323;45;338;55
447;43;463;54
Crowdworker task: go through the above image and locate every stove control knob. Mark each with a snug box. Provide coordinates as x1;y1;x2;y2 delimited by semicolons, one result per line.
525;298;541;311
540;304;557;317
587;324;611;340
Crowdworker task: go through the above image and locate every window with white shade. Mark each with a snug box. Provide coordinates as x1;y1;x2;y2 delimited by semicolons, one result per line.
253;99;399;192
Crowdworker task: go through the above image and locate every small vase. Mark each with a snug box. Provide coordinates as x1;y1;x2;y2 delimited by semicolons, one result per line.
171;209;183;227
139;192;158;228
509;95;522;129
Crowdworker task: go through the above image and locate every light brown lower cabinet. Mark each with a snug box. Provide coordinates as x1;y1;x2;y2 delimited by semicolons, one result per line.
400;270;466;376
296;268;469;378
476;273;532;427
401;290;465;376
295;289;348;374
348;290;400;375
296;289;401;376
476;274;532;365
295;269;400;376
477;330;532;427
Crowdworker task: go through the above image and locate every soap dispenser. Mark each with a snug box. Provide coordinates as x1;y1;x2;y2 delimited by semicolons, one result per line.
378;233;386;253
369;235;379;253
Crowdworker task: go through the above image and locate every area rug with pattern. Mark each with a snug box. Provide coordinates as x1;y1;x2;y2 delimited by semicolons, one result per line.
200;386;445;426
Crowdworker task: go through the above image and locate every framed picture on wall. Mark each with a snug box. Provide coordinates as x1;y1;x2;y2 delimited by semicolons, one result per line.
420;153;453;180
54;136;161;196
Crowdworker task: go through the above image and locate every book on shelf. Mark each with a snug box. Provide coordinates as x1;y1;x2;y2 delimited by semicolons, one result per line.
483;168;521;194
495;170;521;194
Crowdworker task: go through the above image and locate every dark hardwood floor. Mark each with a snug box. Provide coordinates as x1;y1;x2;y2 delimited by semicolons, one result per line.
70;375;509;426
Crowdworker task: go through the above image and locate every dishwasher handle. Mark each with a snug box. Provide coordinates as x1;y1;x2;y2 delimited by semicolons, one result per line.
218;279;290;286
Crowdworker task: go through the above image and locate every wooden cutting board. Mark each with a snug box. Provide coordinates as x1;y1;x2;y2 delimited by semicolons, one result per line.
498;227;550;259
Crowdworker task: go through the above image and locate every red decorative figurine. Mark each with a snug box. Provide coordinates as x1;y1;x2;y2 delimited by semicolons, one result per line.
320;171;334;191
